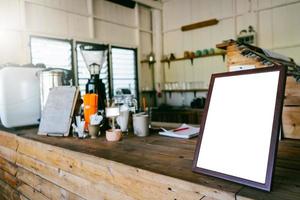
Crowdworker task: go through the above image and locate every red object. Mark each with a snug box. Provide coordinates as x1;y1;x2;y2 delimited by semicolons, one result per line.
173;127;189;132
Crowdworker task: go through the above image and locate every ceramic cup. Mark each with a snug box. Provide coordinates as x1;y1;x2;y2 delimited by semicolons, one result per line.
133;113;149;137
88;124;100;139
106;129;122;141
116;110;130;132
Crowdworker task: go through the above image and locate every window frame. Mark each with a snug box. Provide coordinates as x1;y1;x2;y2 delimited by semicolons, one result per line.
110;45;139;103
75;41;111;99
29;35;75;85
29;36;139;106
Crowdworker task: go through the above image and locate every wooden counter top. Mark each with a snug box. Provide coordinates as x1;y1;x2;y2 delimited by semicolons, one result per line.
0;127;300;200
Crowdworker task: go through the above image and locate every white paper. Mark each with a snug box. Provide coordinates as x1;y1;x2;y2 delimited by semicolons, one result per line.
196;71;279;184
159;124;200;139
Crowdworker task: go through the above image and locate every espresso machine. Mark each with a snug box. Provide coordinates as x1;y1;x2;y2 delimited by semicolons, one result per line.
80;44;108;111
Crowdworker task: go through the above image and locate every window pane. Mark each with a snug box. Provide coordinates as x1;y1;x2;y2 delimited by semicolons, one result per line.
31;37;72;70
112;48;137;97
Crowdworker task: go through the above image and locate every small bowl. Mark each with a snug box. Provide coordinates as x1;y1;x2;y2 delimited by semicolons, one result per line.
106;129;122;141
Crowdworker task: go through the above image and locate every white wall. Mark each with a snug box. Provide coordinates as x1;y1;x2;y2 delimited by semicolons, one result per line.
0;0;144;65
0;0;163;102
162;0;300;106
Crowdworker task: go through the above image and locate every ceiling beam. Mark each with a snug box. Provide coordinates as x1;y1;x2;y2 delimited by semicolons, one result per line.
135;0;162;10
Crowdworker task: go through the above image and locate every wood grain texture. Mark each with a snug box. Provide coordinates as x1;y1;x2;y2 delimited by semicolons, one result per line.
0;168;19;189
0;179;20;200
18;183;49;200
181;19;218;31
0;128;299;199
17;167;85;200
285;77;300;106
15;135;229;200
0;130;18;150
16;152;131;200
0;156;18;176
0;145;18;163
282;107;300;139
226;45;265;69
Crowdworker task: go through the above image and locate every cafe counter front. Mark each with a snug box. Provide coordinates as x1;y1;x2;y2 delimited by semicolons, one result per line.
0;127;299;200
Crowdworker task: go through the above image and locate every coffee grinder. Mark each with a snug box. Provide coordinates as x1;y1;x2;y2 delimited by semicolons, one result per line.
80;44;107;111
80;45;108;130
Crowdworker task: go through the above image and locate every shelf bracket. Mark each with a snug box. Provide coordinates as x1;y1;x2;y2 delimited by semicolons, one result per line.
190;58;194;65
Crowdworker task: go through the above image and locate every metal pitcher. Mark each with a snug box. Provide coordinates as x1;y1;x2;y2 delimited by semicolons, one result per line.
36;68;72;111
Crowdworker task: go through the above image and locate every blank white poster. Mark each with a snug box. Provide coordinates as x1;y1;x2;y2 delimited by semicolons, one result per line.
196;71;280;184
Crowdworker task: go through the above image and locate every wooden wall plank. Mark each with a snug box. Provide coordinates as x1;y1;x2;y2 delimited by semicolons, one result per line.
16;152;133;200
0;131;18;150
201;196;222;200
0;179;20;200
20;194;30;200
17;167;85;200
18;183;49;200
0;168;19;188
16;136;234;200
0;156;18;176
284;77;300;106
0;145;17;164
282;107;300;139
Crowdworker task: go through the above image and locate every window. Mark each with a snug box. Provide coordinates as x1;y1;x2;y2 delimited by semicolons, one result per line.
111;47;138;98
76;42;110;98
30;36;72;70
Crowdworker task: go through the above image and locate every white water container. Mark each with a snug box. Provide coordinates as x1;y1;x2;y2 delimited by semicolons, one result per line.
0;64;43;128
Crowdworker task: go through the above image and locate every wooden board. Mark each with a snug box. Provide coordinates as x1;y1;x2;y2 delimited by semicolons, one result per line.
0;128;300;199
226;44;265;69
17;167;84;200
0;179;20;200
284;77;300;106
181;19;218;31
282;107;300;139
38;86;79;137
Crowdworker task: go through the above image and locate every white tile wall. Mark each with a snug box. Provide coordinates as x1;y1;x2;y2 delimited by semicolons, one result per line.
94;19;137;46
26;3;69;35
0;30;24;63
67;14;90;38
0;0;21;30
258;10;273;48
139;5;152;31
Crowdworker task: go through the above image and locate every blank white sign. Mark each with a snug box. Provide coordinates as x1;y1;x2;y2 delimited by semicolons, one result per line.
196;70;280;185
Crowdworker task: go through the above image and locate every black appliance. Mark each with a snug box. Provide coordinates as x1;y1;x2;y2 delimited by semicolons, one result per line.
80;45;108;111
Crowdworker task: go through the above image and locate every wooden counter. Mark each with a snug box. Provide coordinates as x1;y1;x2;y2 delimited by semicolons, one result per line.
0;127;299;200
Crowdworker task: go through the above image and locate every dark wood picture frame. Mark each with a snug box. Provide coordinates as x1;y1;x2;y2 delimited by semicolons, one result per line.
192;66;286;191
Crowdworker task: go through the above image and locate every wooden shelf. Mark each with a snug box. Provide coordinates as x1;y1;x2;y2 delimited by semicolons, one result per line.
161;52;225;63
162;89;208;92
163;89;208;98
140;60;156;64
141;90;156;93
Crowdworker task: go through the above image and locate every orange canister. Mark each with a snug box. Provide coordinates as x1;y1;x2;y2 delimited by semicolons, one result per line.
83;94;98;130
